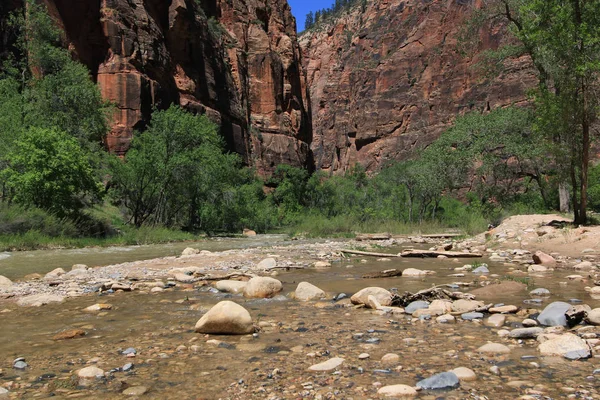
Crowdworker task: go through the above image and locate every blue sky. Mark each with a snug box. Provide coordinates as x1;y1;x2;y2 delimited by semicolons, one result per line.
288;0;333;32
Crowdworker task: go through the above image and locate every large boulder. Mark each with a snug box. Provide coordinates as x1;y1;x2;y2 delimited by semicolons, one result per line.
194;301;254;335
44;268;66;280
0;275;12;288
538;333;591;360
244;277;283;298
350;287;392;308
294;282;326;301
537;301;571;327
451;299;484;313
532;251;556;267
181;247;199;256
215;280;247;294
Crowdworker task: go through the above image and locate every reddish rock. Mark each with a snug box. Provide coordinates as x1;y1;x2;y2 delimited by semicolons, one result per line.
52;329;86;340
532;251;557;267
5;0;312;174
300;0;536;173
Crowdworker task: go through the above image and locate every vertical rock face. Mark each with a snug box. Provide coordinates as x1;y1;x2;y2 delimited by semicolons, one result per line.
23;0;311;173
300;0;536;173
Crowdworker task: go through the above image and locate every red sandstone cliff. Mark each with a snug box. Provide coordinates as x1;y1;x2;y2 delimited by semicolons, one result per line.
14;0;312;174
300;0;536;173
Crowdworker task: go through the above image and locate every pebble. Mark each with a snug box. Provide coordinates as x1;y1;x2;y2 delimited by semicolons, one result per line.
509;328;543;339
358;353;370;359
522;318;538;327
486;314;506;327
381;353;400;364
123;386;148;396
123;363;134;372
477;343;511;354
13;360;27;370
78;366;104;379
530;288;551;296
122;348;136;356
461;312;484;320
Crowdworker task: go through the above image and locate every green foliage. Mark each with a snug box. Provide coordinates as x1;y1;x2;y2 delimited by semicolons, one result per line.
2;127;102;218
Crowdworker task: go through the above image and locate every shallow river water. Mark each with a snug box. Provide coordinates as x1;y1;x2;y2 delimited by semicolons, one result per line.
1;242;599;399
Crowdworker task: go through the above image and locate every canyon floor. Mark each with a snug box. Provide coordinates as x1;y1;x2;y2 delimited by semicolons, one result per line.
0;214;599;399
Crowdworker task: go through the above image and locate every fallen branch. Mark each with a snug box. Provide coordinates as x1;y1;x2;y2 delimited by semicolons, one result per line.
341;249;400;257
421;233;463;239
356;233;392;241
390;285;475;307
193;272;256;281
400;249;482;258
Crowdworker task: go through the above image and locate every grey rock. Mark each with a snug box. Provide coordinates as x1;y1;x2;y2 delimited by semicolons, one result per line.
416;372;460;390
122;348;136;355
13;361;27;370
405;300;430;314
508;328;543;339
461;312;484;320
122;363;134;372
537;301;571;326
472;266;489;274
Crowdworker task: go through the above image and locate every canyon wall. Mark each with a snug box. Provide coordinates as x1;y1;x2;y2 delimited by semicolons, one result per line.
18;0;312;174
300;0;536;173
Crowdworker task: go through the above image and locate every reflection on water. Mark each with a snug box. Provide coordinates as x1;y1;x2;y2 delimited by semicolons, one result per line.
0;253;599;398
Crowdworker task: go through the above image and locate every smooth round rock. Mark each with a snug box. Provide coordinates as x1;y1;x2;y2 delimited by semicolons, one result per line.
405;300;430;314
308;357;344;372
194;301;254;335
243;277;283;298
530;288;550;296
508;328;543;339
294;282;326;301
477;343;511;354
0;275;13;288
350;287;392;308
78;366;104;379
381;353;400;364
486;314;506;328
377;384;417;397
587;308;600;325
256;258;277;270
451;367;477;382
215;280;247;294
461;312;484;320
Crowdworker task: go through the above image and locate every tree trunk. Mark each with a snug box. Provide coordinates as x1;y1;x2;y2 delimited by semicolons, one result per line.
559;182;570;213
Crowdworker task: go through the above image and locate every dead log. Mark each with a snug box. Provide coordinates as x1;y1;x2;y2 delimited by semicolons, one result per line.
362;269;403;279
193;272;256;281
400;249;482;258
356;233;392;241
341;249;400;257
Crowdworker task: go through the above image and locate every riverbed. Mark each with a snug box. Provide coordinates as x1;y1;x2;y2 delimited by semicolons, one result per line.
0;235;599;399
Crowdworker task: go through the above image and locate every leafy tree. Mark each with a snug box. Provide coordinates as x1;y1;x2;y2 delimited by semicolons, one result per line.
2;127;102;217
466;0;600;224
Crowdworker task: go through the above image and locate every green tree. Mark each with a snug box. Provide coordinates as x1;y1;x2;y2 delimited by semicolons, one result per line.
469;0;600;224
2;127;102;217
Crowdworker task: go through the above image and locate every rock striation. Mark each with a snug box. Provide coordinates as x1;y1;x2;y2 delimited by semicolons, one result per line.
300;0;536;173
4;0;312;174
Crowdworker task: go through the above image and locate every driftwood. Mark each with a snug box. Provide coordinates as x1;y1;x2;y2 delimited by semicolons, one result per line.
421;233;463;239
341;249;400;257
400;249;482;258
362;269;403;279
391;285;476;307
356;233;392;241
194;272;256;281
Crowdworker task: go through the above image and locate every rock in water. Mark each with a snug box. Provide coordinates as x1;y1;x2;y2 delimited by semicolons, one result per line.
538;333;591;360
256;258;277;270
17;294;64;307
194;301;254;335
123;386;148;396
451;367;477;382
377;384;417;397
294;282;326;301
78;366;104;385
53;329;86;340
405;301;430;314
416;372;460;390
537;301;571;326
181;247;199;256
477;343;511;354
451;299;484;313
243;277;283;298
0;275;12;288
215;280;247;294
509;328;543;339
350;287;392;308
308;357;345;372
532;251;556;266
